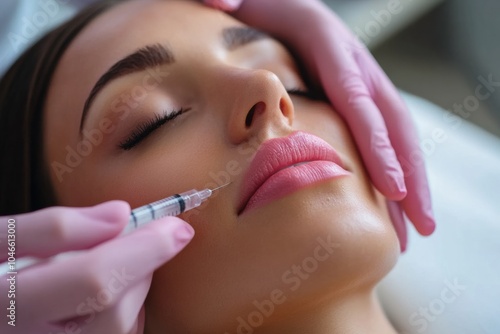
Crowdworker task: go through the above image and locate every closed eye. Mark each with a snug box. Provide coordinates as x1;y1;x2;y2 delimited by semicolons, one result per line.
286;88;327;101
118;88;322;151
118;108;189;151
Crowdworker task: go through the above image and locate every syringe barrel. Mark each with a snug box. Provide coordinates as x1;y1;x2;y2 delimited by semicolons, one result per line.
124;188;212;234
126;195;182;233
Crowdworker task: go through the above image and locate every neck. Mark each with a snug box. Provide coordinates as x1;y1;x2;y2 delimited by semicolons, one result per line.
254;289;397;334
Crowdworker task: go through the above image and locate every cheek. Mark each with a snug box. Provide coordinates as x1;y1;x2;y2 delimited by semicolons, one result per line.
51;117;225;208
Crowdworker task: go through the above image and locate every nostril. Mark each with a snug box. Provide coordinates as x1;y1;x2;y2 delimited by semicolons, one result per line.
279;98;286;114
245;104;257;127
245;102;265;128
280;98;288;116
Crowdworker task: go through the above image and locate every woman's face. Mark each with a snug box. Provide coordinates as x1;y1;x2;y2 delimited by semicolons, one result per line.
44;0;399;332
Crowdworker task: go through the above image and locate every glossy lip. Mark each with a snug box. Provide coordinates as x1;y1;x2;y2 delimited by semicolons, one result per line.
237;131;350;215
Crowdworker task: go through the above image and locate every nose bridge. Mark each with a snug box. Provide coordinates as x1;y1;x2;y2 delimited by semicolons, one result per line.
209;66;294;145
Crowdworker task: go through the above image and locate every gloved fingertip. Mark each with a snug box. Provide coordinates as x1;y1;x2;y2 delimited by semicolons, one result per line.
383;173;407;201
173;220;195;249
204;0;243;11
137;218;195;259
394;173;407;195
150;217;195;253
393;186;407;201
420;216;436;236
414;202;436;236
400;238;407;253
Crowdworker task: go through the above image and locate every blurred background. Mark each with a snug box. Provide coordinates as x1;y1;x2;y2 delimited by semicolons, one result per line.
323;0;500;137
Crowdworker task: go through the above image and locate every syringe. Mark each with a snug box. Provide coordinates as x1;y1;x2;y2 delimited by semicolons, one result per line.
122;183;230;234
6;183;230;271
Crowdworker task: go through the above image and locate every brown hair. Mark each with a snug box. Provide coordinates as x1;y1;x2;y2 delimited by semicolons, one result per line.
0;0;123;215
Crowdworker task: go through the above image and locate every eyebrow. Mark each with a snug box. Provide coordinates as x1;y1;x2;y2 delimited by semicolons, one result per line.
79;26;269;132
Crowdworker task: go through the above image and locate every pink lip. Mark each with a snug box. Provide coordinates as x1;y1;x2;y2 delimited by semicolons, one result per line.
238;131;350;215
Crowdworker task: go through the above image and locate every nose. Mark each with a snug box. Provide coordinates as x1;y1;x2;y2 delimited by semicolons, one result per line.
218;68;294;144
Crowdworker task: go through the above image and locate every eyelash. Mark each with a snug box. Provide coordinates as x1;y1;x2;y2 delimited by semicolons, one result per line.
118;108;188;151
286;88;326;101
118;88;321;151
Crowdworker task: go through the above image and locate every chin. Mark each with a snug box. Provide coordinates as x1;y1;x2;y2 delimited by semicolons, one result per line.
240;181;400;298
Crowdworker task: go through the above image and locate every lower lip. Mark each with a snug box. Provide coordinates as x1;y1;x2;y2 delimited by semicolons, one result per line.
242;161;350;214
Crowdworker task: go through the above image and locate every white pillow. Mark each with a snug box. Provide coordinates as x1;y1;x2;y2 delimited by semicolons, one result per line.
377;92;500;334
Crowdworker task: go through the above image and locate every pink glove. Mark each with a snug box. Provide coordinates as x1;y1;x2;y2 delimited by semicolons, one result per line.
204;0;243;12
0;202;194;334
205;0;436;251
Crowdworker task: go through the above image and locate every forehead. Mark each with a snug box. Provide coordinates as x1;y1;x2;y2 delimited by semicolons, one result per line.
61;0;239;82
43;0;241;162
47;0;239;107
71;0;238;53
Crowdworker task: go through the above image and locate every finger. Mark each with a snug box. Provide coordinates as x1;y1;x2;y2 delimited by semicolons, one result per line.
17;217;194;322
79;280;150;334
203;0;243;11
364;53;436;236
386;200;407;252
0;201;129;262
316;46;407;201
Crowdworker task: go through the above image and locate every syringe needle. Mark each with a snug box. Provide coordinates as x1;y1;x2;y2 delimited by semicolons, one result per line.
211;182;232;192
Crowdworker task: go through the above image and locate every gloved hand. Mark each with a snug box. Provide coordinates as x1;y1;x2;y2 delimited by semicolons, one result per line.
204;0;435;251
0;201;194;334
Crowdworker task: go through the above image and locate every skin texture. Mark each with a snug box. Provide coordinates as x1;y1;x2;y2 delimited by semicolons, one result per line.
43;1;399;333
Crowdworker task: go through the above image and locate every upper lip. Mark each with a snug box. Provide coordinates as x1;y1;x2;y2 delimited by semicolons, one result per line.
237;131;345;214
